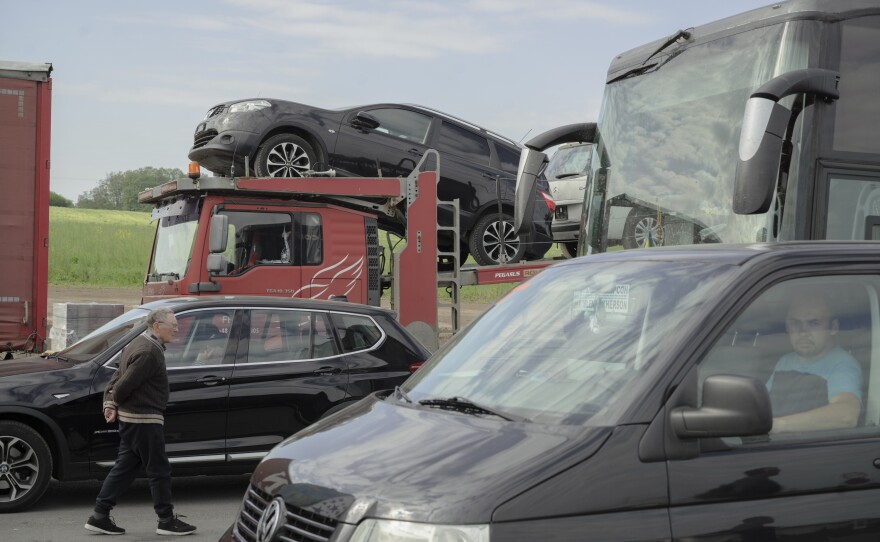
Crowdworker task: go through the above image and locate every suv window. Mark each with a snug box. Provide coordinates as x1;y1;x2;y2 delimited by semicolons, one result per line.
496;143;521;175
366;108;432;144
437;122;491;166
247;309;337;363
165;309;234;367
331;313;383;353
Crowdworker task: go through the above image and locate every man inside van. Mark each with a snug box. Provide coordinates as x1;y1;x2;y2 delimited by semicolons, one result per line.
766;294;863;433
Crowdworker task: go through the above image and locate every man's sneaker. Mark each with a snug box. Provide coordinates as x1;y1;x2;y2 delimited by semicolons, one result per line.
157;515;197;536
84;515;125;535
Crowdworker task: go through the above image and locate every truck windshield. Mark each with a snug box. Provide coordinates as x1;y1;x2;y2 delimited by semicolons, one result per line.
584;20;813;252
405;259;735;426
149;214;199;281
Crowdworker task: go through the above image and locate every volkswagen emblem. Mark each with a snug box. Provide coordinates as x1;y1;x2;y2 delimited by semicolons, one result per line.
255;496;285;542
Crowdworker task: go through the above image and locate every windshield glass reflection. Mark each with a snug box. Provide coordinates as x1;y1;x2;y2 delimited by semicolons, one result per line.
150;214;198;280
405;260;735;425
585;21;812;252
59;308;150;364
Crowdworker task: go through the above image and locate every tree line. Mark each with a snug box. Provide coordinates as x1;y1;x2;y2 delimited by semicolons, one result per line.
51;167;185;209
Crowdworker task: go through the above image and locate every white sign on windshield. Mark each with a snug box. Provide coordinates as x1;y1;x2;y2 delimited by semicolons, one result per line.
574;284;630;314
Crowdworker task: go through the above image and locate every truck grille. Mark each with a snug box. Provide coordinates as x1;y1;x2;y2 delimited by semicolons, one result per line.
365;218;380;307
233;485;339;542
192;129;218;149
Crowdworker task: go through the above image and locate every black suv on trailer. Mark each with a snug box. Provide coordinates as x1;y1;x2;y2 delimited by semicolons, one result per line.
188;100;553;265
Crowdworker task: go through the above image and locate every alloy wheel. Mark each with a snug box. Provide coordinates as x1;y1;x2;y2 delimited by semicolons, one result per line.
482;219;520;264
0;435;39;503
265;142;312;177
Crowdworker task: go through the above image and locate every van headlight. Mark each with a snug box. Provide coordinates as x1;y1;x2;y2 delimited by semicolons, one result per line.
350;519;489;542
228;100;271;114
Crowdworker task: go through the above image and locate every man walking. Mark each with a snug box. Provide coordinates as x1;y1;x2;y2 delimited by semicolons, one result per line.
85;307;197;536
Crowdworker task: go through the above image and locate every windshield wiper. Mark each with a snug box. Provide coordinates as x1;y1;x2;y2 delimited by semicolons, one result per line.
42;352;71;362
394;386;413;404
607;28;691;84
418;396;528;422
555;173;582;179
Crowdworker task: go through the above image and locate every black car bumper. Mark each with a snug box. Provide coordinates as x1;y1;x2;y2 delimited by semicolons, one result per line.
188;128;262;176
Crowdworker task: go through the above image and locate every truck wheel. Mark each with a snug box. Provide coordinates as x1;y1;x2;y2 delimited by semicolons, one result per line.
0;421;53;512
560;241;578;259
468;212;526;266
254;134;317;177
622;211;664;249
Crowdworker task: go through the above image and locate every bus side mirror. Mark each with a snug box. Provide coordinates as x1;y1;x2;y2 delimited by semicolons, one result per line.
733;68;839;215
513;148;548;236
209;215;228;254
733;99;790;214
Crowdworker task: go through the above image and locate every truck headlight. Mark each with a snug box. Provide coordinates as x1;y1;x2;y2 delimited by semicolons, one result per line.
350;519;489;542
228;100;271;114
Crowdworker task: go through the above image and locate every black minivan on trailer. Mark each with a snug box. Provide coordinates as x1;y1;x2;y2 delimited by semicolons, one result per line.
223;242;880;542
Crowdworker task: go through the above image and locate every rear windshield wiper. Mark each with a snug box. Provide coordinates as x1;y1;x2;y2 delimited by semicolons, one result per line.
418;396;528;422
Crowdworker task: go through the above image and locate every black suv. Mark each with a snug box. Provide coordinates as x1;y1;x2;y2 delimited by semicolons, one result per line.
188;100;552;265
0;297;428;512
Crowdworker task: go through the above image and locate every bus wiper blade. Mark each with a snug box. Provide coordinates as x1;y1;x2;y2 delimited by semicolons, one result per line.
418;396;528;422
607;28;691;84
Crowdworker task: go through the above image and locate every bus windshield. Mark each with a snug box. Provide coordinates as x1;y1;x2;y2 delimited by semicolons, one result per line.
583;20;814;253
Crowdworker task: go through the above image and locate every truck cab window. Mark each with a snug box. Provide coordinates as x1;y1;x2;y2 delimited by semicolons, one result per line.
217;211;323;273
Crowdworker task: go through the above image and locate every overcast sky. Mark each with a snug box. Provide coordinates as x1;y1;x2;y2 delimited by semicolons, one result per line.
4;0;772;201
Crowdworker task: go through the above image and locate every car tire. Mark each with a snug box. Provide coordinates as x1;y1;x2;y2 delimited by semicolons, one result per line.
254;133;318;177
622;210;664;249
560;241;578;259
0;421;53;512
468;212;526;266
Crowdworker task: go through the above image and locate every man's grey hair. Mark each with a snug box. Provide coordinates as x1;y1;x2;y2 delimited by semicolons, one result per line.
147;307;175;327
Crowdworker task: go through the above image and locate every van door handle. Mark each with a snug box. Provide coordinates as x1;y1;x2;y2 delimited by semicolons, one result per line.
196;376;226;386
314;366;343;376
408;148;423;157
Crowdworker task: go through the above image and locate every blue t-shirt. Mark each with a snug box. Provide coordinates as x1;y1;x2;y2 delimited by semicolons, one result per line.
766;346;863;403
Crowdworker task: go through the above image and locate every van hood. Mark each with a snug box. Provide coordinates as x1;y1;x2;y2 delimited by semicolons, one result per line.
251;394;613;525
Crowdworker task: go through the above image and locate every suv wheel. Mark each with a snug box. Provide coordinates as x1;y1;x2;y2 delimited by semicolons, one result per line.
469;212;526;266
255;134;317;177
622;210;664;249
560;241;578;259
0;421;53;512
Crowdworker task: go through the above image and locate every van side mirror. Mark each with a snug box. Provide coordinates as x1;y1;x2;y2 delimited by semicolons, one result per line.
209;214;228;254
733;68;839;215
671;375;772;438
352;112;380;131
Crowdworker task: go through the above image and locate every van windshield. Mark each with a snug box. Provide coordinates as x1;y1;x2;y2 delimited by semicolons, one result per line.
406;259;734;425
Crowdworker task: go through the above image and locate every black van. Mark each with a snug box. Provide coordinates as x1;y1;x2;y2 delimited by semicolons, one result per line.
223;243;880;541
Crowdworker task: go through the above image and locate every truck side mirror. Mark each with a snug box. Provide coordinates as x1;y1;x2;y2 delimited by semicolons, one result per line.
352;112;380;131
206;254;227;275
209;214;228;254
733;68;840;215
671;375;772;438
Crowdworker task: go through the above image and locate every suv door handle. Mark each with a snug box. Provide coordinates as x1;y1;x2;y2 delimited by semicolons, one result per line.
314;366;343;376
408;148;423;157
196;375;227;386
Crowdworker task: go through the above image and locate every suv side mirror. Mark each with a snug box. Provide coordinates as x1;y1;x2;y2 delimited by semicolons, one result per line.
671;375;772;438
209;214;228;254
352;112;380;131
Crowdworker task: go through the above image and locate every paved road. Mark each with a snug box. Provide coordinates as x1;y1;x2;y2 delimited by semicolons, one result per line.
5;474;251;542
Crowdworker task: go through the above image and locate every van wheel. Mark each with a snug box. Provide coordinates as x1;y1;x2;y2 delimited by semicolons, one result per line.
254;134;317;177
0;421;53;512
469;212;526;266
560;241;578;259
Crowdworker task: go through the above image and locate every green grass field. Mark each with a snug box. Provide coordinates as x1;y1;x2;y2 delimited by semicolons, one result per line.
49;207;554;301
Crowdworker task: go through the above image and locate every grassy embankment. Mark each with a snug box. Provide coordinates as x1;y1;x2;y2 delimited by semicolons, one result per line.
49;207;532;302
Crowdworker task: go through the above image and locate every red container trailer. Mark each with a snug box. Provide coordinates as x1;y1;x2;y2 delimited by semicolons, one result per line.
0;61;52;354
